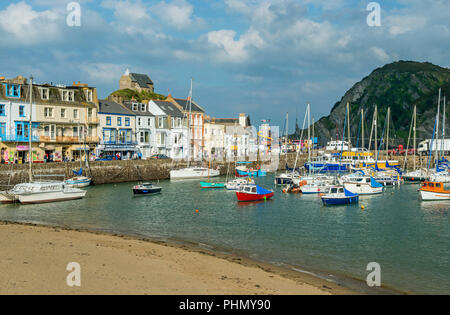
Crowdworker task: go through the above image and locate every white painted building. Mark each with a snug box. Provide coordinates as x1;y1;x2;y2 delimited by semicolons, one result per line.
148;100;188;159
123;101;155;159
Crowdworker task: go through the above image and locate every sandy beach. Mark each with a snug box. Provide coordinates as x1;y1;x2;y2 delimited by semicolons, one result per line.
0;221;360;295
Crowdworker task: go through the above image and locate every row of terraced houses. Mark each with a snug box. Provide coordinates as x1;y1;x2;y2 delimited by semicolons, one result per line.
0;72;260;164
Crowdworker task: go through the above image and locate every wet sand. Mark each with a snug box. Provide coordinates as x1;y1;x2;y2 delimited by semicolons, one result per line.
0;221;359;295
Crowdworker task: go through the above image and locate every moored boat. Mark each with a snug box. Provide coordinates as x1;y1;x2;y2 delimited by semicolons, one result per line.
419;181;450;200
11;182;87;205
200;182;225;189
225;178;254;190
65;176;92;188
321;186;359;206
236;184;274;202
343;176;384;195
170;167;220;179
133;183;162;196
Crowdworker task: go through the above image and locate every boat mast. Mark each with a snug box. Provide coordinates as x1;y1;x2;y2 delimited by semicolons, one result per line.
386;107;390;161
441;96;446;159
187;79;193;168
374;105;378;166
285;112;289;164
361;108;364;150
28;76;33;183
435;88;441;163
347;102;351;156
413;105;416;170
307;104;311;174
312;116;315;159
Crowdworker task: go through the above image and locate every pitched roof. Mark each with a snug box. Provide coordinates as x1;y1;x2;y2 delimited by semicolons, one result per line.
152;100;184;117
122;101;154;117
129;73;153;88
172;98;205;113
99;100;135;116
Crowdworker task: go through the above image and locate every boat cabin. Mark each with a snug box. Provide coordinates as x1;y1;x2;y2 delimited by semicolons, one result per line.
420;181;447;192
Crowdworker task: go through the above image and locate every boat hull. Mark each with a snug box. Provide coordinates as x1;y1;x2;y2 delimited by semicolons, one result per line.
65;177;92;188
170;169;220;179
200;182;225;189
18;190;87;204
0;192;18;204
343;183;383;195
419;190;450;201
322;195;359;205
236;191;274;202
133;188;162;195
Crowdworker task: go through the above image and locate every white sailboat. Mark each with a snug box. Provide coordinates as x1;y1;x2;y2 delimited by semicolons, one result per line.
65;124;92;188
170;79;219;180
2;76;87;204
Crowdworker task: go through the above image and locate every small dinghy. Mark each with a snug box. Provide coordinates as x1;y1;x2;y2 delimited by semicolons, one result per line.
236;184;274;202
321;186;359;206
133;183;162;196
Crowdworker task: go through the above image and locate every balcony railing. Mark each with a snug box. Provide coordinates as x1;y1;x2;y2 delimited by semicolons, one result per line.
0;135;40;143
87;117;100;124
101;140;137;145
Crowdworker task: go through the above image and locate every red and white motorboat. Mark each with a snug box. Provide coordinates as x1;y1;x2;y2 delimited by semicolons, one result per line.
236;184;274;202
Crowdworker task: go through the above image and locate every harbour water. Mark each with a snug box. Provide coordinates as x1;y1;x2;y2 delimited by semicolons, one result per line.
0;175;449;294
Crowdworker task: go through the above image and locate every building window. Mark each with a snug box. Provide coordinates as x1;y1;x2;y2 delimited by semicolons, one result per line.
138;118;141;126
106;116;111;126
158;117;164;128
126;130;132;143
148;118;152;127
40;88;49;100
85;89;93;102
73;109;79;120
132;103;138;111
125;118;130;126
19;105;25;117
140;104;146;112
61;90;75;102
61;108;66;118
0;123;5;138
118;130;126;144
0;104;5;116
158;133;166;145
88;126;93;137
5;84;20;98
117;117;122;126
88;108;93;118
44;107;53;118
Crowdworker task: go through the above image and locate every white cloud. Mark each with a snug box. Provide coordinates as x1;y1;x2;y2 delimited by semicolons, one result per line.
153;0;206;31
80;63;126;84
0;1;61;44
207;29;265;63
370;47;390;62
386;15;428;36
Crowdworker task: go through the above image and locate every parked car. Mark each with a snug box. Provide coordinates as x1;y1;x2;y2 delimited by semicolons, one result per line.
150;154;170;159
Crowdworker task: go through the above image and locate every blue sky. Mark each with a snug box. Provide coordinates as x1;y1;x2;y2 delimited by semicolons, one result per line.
0;0;448;130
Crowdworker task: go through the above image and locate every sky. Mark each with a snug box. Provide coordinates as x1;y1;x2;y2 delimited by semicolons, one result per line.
0;0;448;131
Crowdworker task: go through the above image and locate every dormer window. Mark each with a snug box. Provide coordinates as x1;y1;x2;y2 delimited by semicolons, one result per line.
85;89;93;102
61;90;75;102
140;104;146;112
5;84;20;98
40;88;49;100
132;103;139;111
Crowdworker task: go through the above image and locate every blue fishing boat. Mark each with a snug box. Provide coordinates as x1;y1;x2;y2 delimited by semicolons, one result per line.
235;162;267;177
321;186;359;206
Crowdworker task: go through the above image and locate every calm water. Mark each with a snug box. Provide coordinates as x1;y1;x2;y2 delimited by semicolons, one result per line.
0;176;449;294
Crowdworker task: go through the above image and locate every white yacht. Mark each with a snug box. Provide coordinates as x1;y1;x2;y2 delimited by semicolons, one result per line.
343;176;384;195
9;182;87;205
170;167;220;180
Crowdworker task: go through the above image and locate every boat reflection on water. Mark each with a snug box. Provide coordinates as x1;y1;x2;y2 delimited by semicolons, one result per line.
236;199;274;208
